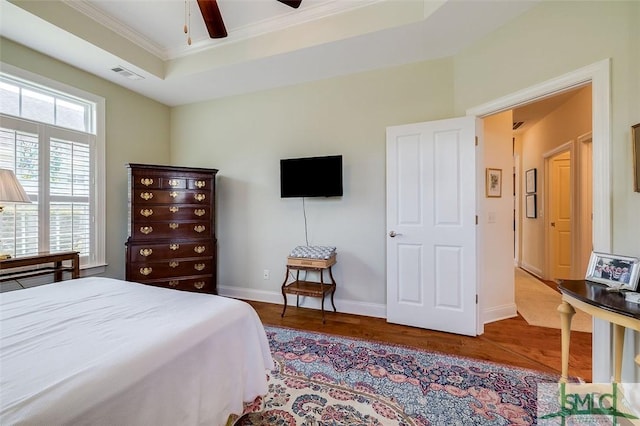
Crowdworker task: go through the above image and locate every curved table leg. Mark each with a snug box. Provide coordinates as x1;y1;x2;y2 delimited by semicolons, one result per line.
281;266;289;318
329;266;337;312
558;300;576;383
613;324;625;383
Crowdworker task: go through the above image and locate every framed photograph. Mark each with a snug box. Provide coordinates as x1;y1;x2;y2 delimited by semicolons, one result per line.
526;194;536;218
486;168;502;198
633;123;640;193
525;168;537;194
585;251;640;291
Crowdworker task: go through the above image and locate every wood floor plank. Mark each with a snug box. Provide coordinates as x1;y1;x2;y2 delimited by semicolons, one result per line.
246;300;592;382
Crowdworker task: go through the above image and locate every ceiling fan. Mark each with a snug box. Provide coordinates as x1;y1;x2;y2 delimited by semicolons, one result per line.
196;0;303;39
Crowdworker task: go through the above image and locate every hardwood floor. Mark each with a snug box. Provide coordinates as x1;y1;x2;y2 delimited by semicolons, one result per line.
247;300;592;382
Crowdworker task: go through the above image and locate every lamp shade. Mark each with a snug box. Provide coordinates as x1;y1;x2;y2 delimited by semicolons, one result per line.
0;169;31;204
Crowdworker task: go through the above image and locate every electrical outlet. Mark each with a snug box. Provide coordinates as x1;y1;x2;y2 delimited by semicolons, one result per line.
263;269;270;280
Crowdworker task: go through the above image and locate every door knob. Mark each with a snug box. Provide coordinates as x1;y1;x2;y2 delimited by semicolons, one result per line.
389;230;401;237
550;222;555;227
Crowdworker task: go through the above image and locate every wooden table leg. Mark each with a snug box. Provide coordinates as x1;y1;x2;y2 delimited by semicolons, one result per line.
281;266;289;318
72;252;80;279
329;266;337;312
558;300;576;383
613;323;625;383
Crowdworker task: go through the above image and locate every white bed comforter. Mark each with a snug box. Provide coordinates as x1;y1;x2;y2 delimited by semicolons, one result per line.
0;277;274;425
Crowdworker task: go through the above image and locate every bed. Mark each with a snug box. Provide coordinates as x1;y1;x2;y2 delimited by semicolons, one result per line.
0;277;274;425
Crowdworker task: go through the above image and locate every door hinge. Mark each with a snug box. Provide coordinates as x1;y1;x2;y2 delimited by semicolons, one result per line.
475;136;478;146
476;294;478;304
475;215;478;225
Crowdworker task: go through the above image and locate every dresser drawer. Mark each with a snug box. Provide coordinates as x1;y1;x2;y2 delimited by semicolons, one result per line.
131;221;211;239
129;241;214;262
133;189;211;205
132;205;211;222
130;259;213;281
141;277;214;293
133;174;213;190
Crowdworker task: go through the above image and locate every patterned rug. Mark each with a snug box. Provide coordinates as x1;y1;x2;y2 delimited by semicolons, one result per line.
237;326;562;425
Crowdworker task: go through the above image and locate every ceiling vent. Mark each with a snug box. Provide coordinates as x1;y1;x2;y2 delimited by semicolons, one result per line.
111;66;144;81
512;121;525;130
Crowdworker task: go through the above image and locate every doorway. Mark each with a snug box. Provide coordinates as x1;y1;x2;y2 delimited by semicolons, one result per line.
469;60;609;380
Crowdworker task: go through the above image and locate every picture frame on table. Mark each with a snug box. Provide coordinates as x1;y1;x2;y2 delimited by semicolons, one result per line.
486;168;502;198
585;251;640;291
525;194;536;218
525;168;537;194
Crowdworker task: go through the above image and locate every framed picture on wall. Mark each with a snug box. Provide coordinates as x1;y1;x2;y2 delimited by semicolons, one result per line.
525;168;537;194
486;168;502;198
585;251;640;291
633;123;640;192
526;194;537;218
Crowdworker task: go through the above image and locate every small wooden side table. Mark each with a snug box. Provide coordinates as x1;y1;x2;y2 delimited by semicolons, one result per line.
0;251;80;284
557;279;640;383
281;253;337;323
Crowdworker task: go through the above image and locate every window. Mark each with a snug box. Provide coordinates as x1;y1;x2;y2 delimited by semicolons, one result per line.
0;66;105;270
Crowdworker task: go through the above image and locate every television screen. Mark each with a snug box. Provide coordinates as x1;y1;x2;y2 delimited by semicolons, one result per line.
280;155;343;198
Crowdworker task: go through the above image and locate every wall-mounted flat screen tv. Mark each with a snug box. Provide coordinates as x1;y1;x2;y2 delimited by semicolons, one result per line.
280;155;343;198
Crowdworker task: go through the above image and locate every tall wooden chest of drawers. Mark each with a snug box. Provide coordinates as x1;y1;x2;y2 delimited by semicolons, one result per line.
125;163;218;294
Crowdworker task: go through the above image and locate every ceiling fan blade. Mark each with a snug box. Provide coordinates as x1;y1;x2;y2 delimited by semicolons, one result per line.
197;0;227;38
277;0;302;8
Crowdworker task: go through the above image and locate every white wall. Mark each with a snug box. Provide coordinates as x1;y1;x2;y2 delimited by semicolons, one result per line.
480;111;516;324
171;59;454;314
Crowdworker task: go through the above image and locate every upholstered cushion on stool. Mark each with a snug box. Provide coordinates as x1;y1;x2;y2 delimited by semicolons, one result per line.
289;245;336;260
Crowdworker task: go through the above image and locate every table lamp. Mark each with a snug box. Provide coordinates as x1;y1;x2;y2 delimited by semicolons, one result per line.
0;168;32;260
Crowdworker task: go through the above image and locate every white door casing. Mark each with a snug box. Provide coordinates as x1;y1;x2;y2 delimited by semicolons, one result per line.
386;116;477;336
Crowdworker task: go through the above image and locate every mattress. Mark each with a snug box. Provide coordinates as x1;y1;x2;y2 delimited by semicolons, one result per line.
0;277;274;425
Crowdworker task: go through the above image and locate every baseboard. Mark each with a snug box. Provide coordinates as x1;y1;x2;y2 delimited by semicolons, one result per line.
482;303;517;324
218;285;387;319
519;262;543;279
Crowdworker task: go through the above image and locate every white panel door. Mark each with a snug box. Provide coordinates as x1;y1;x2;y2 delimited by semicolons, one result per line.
549;150;572;279
386;117;477;336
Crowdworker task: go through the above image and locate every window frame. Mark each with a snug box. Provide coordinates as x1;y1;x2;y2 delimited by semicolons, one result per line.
0;63;106;272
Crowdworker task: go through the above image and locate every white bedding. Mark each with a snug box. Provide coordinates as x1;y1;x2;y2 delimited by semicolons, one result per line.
0;277;274;425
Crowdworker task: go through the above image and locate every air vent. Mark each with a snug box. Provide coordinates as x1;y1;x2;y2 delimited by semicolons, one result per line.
513;121;525;130
111;66;144;81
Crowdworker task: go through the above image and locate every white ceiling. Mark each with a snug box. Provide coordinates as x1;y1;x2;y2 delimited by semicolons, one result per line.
0;0;540;106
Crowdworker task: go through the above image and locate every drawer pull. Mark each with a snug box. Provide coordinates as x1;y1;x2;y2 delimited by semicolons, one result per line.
169;206;179;213
140;267;152;276
140;178;154;186
194;245;206;254
169;280;179;287
139;248;153;257
140;226;153;235
169;223;179;229
140;208;153;217
168;179;180;187
194;193;206;202
194;225;206;233
194;263;205;271
195;180;206;188
170;191;178;198
169;244;180;250
194;281;205;289
194;208;205;217
140;192;153;200
169;261;179;268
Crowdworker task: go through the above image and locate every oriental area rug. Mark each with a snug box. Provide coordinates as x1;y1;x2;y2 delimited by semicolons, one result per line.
237;326;562;426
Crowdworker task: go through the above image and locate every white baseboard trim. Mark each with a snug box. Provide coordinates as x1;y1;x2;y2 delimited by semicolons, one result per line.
218;285;387;319
483;303;517;324
519;262;543;279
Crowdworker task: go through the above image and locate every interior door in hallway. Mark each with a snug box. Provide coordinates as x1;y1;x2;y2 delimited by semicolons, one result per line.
548;150;572;280
386;117;477;336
